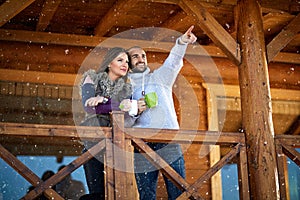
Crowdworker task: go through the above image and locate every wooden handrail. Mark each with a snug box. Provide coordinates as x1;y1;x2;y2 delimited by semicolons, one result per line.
7;112;300;199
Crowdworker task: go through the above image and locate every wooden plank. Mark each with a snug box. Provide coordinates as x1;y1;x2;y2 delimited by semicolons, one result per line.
0;122;110;139
177;143;241;200
142;0;179;4
124;139;137;199
236;0;280;199
272;51;300;64
105;139;115;200
230;11;295;47
267;13;300;62
1;29;299;64
179;0;241;66
0;95;73;112
132;138;204;199
126;128;244;144
94;0;136;36
44;188;64;200
237;144;250;200
263;12;295;37
0;29;224;57
281;143;300;166
152;10;190;41
23;140;106;199
0;122;243;144
209;146;222;200
0;29;106;47
284;115;300;135
36;0;62;31
111;111;133;199
275;135;300;147
0;82;74;99
275;140;288;200
0;69;76;86
206;79;222;200
0;0;36;27
0;144;62;199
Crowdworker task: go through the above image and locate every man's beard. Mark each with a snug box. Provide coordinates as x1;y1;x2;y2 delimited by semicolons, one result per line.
131;64;147;73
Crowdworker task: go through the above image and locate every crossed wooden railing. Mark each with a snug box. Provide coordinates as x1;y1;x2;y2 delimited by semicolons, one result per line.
0;111;299;199
275;135;300;200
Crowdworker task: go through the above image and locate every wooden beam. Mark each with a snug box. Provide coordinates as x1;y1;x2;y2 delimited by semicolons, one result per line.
274;139;289;200
0;69;76;86
290;34;300;47
1;29;299;64
267;13;300;62
94;0;136;36
237;144;250;199
0;122;243;145
36;0;62;31
230;11;296;51
111;111;135;199
236;0;279;199
0;29;225;56
276;135;300;147
0;81;75;99
284;115;300;135
281;142;300;166
152;10;190;41
262;12;295;37
272;51;300;64
126;128;244;145
179;0;241;66
0;0;36;27
132;138;204;199
205;81;223;200
0;29;106;47
177;144;241;200
0;95;72;113
141;0;179;4
1;54;300;90
1;56;300;90
0;144;62;199
23;140;106;199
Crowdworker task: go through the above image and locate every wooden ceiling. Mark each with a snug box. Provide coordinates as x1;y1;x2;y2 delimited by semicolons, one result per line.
0;0;299;135
0;0;299;76
0;0;299;53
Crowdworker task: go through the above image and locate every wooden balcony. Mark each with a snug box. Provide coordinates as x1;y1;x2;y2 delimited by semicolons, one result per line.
1;112;299;200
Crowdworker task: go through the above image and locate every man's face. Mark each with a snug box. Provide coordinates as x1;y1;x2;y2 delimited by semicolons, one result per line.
128;48;148;72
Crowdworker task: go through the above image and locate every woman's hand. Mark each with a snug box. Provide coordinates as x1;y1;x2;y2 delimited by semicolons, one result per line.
85;96;104;107
119;99;132;112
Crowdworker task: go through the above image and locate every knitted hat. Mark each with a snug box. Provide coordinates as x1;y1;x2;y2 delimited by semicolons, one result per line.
97;47;127;73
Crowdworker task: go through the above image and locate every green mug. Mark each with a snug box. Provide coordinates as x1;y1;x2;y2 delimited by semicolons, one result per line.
144;92;158;108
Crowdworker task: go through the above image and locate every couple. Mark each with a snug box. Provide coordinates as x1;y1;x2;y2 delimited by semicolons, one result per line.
80;26;197;200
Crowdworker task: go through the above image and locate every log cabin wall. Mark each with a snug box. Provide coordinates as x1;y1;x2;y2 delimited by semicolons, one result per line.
0;0;299;199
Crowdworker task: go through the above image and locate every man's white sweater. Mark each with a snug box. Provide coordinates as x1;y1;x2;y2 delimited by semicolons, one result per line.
127;39;188;167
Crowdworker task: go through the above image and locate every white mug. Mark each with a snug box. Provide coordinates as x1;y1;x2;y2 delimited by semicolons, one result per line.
128;100;138;116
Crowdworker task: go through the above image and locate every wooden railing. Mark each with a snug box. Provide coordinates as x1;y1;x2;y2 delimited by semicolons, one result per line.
275;135;300;200
0;111;299;199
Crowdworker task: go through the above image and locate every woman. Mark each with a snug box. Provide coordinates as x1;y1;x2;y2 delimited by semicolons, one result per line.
79;47;132;199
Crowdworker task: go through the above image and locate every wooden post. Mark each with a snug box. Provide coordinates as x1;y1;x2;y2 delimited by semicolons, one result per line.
110;111;135;199
236;0;280;199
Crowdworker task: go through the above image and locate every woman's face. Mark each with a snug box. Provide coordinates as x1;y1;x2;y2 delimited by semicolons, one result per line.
108;52;129;81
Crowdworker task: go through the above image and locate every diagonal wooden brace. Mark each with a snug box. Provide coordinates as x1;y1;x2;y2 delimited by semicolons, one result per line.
21;139;106;200
132;138;204;200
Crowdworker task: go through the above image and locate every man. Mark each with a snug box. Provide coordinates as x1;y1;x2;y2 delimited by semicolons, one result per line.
126;26;197;200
